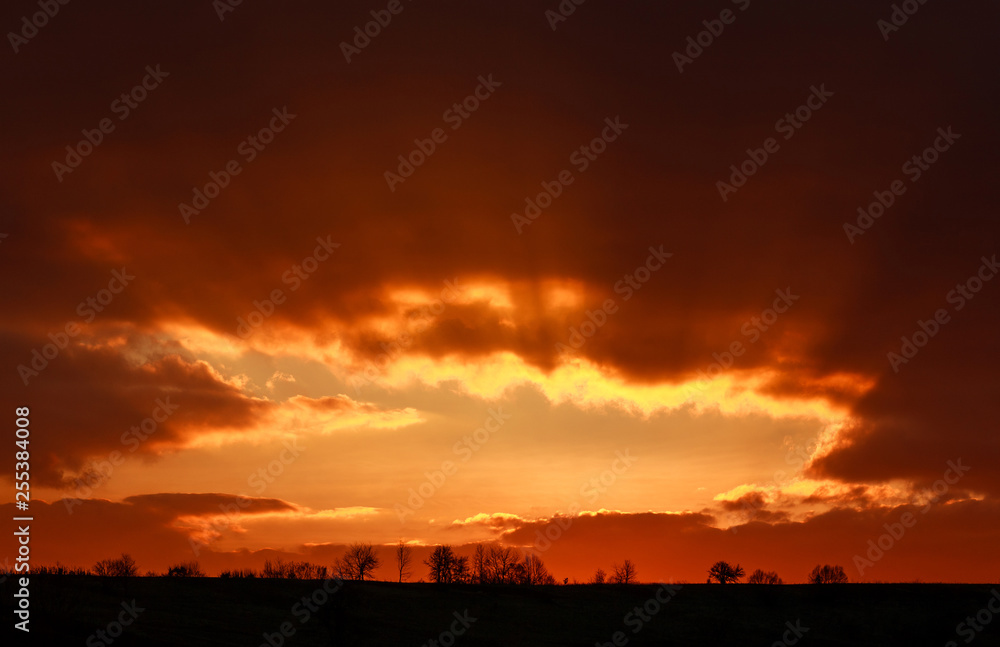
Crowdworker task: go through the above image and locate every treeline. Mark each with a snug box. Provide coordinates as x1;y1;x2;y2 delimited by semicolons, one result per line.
424;544;556;585
704;560;849;584
11;551;851;585
324;541;560;585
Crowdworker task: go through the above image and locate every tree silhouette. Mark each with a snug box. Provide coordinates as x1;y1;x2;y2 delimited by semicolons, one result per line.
339;542;381;581
746;568;782;584
424;545;453;583
425;543;553;585
611;560;637;584
395;540;412;583
262;559;328;579
472;543;522;584
707;560;744;584
451;555;471;583
591;568;607;584
808;564;848;584
93;553;138;578
473;544;488;584
521;553;556;585
166;561;204;577
424;545;469;583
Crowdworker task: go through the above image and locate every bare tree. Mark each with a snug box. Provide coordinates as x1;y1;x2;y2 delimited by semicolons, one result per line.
747;568;783;584
707;560;744;584
591;568;607;584
473;544;488;584
451;542;555;585
339;542;381;581
220;568;257;578
166;561;204;577
521;553;555;585
395;540;413;583
487;544;521;584
611;560;637;584
450;555;471;584
425;545;457;583
262;559;286;578
94;553;138;578
808;564;848;584
471;543;521;584
261;558;327;579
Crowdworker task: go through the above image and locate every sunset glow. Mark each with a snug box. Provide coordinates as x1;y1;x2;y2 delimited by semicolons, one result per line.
4;0;998;594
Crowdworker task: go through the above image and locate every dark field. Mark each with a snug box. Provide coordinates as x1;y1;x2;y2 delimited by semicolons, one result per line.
5;576;1000;646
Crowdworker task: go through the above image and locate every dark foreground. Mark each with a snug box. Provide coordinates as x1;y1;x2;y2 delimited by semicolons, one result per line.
4;577;1000;646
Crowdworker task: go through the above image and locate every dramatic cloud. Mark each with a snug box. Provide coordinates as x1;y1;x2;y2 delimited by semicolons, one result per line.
2;0;996;581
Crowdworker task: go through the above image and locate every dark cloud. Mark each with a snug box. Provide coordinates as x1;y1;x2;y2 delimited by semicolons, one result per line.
0;0;997;572
1;330;269;486
499;503;1000;583
122;492;296;517
0;494;294;573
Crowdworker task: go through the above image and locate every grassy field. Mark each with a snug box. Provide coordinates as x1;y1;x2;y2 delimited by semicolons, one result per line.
4;576;1000;646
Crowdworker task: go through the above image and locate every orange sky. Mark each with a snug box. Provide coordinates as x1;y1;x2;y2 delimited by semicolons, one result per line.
2;0;999;584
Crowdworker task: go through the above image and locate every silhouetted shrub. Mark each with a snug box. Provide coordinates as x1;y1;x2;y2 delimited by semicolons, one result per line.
337;543;380;581
166;561;205;577
220;568;257;578
808;564;848;584
611;560;638;584
707;561;744;584
262;558;328;579
747;569;783;584
35;563;90;575
93;554;138;577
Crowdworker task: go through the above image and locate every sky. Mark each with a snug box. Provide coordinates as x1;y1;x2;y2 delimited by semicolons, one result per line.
2;0;999;584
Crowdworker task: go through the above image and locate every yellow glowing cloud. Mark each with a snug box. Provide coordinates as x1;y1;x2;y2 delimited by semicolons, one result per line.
376;351;858;424
184;394;423;448
712;476;941;529
151;286;874;435
174;506;384;546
